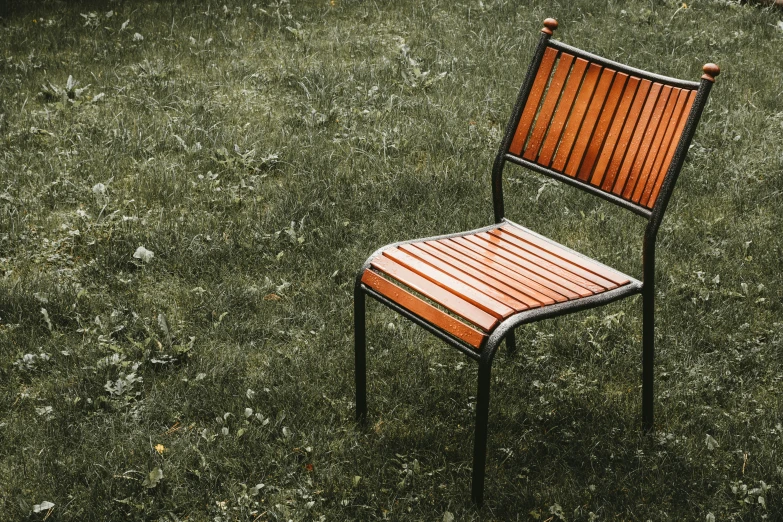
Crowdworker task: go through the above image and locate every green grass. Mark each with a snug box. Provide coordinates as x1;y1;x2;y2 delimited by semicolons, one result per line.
1;0;782;520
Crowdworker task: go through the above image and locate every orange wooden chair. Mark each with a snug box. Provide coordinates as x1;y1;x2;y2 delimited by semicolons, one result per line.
353;18;719;504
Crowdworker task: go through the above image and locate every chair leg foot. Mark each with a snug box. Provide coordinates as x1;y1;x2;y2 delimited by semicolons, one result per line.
355;287;367;422
471;360;493;505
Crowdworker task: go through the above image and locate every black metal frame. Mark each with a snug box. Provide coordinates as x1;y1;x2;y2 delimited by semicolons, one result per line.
354;21;716;506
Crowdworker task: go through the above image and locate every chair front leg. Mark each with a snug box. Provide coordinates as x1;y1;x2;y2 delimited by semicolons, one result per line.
642;285;654;433
471;353;495;505
355;286;367;422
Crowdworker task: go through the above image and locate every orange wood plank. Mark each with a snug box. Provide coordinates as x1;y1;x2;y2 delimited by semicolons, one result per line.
522;52;576;162
551;63;604;173
361;270;486;348
424;240;557;306
598;79;652;192
449;236;581;300
435;238;572;302
585;75;639;186
638;88;690;206
645;90;696;207
631;86;681;203
499;224;630;286
399;243;531;311
564;68;618;178
410;242;546;309
464;234;597;298
383;248;515;319
639;89;693;207
509;47;559;156
537;58;591;167
370;255;498;330
615;83;668;199
487;229;619;290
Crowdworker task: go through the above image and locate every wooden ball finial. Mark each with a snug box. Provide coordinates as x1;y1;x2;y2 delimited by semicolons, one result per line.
542;18;558;36
701;63;720;82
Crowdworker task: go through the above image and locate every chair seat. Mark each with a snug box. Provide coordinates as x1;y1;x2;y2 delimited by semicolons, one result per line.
361;221;640;350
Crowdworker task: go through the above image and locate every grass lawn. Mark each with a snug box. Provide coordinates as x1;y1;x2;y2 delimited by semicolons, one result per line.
1;0;782;520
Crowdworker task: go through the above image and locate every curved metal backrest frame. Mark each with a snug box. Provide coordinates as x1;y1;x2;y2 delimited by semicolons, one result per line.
491;21;718;283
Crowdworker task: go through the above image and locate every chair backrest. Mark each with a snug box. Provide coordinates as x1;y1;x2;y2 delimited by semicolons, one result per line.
493;19;719;224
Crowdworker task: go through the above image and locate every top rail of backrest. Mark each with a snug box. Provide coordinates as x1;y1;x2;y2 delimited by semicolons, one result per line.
501;33;710;218
549;40;701;90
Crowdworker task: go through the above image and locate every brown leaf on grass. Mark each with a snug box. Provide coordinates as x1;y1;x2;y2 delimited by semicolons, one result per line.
263;293;281;301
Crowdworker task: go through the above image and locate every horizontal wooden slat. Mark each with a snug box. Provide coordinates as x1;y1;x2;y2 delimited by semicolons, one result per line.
462;235;594;298
482;231;613;293
370;255;498;331
499;225;630;286
407;242;543;309
399;244;531;311
362;270;486;349
383;248;515;319
436;238;573;302
424;240;557;306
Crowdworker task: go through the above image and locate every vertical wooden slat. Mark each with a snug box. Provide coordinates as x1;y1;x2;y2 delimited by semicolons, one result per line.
585;75;639;186
522;53;576;162
638;88;692;207
618;84;671;199
537;58;590;167
568;71;625;180
598;79;652;191
551;63;604;173
645;90;697;207
630;87;682;203
508;47;559;156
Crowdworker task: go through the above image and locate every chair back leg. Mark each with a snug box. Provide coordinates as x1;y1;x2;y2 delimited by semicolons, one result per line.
355;287;368;421
642;285;654;432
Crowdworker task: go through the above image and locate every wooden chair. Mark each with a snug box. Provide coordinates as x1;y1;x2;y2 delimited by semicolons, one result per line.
353;18;719;505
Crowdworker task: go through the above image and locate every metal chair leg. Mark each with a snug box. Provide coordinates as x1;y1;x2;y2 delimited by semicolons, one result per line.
642;286;654;433
471;357;493;505
506;329;517;354
355;287;367;422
